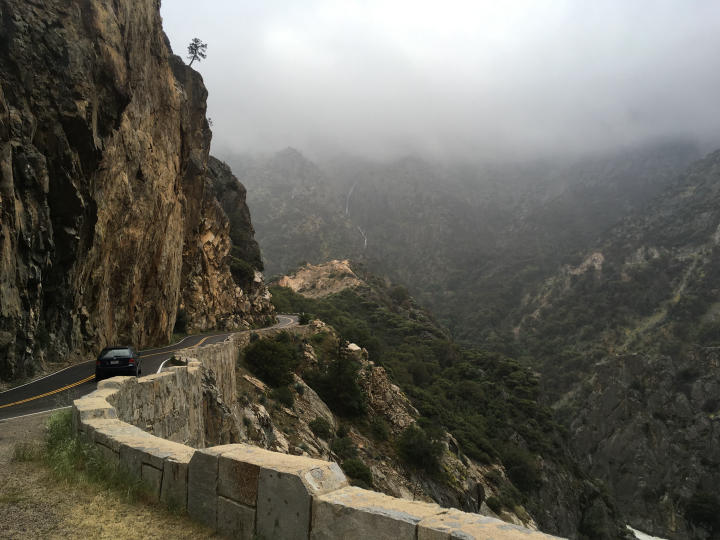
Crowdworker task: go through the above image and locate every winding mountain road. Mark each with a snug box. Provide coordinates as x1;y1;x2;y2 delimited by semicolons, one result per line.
0;315;297;422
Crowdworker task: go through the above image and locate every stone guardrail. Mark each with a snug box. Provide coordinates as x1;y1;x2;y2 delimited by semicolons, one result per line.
72;333;562;539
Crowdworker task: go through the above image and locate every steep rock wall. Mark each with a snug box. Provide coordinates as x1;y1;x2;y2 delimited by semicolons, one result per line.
106;337;241;448
0;0;271;380
183;155;273;333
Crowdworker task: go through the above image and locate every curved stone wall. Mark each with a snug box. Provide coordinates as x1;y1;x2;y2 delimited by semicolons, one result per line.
72;335;562;539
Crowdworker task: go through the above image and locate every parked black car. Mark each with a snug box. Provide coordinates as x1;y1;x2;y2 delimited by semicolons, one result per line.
95;346;142;380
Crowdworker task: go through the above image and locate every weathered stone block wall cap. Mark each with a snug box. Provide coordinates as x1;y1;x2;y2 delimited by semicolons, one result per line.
418;508;564;539
84;386;120;401
311;486;443;540
318;485;442;521
73;396;118;421
97;378;132;390
223;443;347;495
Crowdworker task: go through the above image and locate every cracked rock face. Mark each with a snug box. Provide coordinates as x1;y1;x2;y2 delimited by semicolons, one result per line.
0;0;271;380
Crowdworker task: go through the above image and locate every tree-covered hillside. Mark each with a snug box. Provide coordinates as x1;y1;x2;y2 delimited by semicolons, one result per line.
515;150;720;539
270;265;629;539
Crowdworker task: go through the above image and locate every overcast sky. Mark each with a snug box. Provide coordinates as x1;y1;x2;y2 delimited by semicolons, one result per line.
161;1;720;161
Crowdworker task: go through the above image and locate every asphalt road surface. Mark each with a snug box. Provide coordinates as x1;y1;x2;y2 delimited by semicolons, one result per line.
0;315;298;422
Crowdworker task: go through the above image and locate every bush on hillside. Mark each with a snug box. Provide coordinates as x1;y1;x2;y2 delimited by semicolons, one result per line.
309;417;333;440
396;425;443;473
501;447;542;493
331;435;357;460
271;386;295;408
342;458;374;489
230;257;255;287
243;337;299;387
369;417;390;441
305;353;366;417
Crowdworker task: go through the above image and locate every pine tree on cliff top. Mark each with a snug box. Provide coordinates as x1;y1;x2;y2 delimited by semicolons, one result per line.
187;38;207;66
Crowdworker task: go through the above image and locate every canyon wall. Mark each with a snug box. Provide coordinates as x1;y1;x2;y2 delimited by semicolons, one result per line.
0;0;272;380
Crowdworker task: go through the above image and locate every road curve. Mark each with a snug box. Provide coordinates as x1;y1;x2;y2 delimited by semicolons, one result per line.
0;315;298;422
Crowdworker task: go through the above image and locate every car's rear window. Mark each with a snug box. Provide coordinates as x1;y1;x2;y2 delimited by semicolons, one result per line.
100;348;133;358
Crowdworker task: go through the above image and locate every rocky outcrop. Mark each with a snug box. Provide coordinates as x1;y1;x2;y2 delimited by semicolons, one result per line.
207;156;263;270
0;0;271;380
276;259;364;298
181;154;274;332
356;354;418;434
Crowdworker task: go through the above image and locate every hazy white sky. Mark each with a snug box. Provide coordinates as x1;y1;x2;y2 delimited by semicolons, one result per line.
161;1;720;161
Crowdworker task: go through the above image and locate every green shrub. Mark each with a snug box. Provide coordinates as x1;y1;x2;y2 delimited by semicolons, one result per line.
498;481;522;510
486;495;502;514
299;312;311;325
309;417;333;440
370;417;390;441
485;469;503;486
305;354;366;417
501;447;542;493
342;458;374;488
388;285;410;305
331;436;357;460
43;410;152;503
271;386;295;408
243;337;299;387
230;257;255;287
396;425;443;473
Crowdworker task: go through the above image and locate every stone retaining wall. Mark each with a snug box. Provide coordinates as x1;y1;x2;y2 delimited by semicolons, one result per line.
102;337;242;447
72;330;562;539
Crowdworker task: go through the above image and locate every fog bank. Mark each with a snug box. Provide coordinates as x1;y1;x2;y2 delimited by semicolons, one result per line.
162;1;720;161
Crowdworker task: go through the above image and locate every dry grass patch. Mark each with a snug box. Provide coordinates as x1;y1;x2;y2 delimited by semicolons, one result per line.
0;411;221;540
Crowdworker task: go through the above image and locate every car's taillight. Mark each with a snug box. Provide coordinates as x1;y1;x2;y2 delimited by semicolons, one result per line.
96;360;100;365
129;357;136;364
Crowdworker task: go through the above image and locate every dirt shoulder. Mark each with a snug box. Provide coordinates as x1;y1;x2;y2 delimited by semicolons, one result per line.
0;411;221;539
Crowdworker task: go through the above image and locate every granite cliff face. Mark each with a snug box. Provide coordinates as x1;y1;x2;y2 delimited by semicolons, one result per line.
0;0;272;381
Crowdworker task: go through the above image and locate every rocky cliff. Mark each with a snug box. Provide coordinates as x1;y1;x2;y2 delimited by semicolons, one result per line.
0;0;272;381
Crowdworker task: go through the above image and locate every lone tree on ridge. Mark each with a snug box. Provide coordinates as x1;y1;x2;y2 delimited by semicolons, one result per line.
187;38;207;66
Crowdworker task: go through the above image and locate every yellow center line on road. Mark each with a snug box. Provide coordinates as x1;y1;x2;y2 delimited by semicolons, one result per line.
0;374;96;409
1;334;220;410
139;335;213;358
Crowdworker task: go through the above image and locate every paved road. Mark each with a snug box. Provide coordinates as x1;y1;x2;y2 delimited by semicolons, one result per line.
0;315;297;421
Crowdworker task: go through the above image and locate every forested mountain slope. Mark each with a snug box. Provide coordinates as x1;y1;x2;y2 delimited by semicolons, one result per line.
517;150;720;539
226;142;698;343
271;260;632;539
